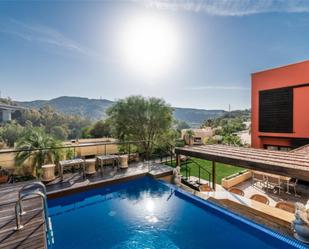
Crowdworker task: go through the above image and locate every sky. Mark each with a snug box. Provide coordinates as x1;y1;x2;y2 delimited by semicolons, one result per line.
1;0;309;110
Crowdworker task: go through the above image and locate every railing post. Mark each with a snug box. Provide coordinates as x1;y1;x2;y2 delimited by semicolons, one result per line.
212;161;216;191
185;159;188;180
128;144;131;163
104;144;107;156
14;201;23;230
176;154;180;167
198;166;201;184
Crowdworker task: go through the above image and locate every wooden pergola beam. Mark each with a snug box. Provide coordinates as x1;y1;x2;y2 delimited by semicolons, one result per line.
175;145;309;182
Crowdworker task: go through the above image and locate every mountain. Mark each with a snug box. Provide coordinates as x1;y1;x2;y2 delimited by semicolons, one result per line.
173;108;225;128
17;96;225;127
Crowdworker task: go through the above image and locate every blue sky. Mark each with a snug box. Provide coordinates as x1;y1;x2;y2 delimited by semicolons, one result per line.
1;0;309;110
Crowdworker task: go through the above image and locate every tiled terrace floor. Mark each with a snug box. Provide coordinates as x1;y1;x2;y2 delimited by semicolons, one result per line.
215;179;309;206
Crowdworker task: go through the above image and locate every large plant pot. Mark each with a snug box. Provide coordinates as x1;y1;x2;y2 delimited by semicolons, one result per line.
41;164;56;182
221;170;252;189
0;175;8;184
85;159;96;175
119;155;128;169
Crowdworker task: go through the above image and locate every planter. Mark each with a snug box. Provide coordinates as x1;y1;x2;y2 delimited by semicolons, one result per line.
41;164;56;182
221;170;252;189
0;175;8;184
119;155;128;169
85;159;96;175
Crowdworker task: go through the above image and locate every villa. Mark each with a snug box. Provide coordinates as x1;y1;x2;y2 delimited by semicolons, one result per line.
252;60;309;150
1;62;309;249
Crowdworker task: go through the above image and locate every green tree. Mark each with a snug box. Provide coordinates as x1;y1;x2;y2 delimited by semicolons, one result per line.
15;127;62;177
175;120;190;131
0;122;24;147
184;129;195;145
107;96;173;157
201;119;214;128
222;134;242;146
89;120;111;138
50;126;69;140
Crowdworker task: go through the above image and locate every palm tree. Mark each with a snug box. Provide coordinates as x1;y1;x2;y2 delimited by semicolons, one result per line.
15;128;62;177
185;130;195;146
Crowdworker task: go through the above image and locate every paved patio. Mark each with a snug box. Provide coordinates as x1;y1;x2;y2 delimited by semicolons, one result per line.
214;179;309;206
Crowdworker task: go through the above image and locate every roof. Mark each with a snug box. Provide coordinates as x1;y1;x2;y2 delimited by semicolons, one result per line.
252;60;309;75
175;145;309;181
0;103;25;111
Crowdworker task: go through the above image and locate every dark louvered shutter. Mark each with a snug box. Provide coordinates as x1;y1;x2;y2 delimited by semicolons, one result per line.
259;87;293;133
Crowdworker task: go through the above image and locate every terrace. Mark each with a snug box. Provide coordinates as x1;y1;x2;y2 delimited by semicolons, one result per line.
0;142;309;248
175;144;309;236
0;140;174;249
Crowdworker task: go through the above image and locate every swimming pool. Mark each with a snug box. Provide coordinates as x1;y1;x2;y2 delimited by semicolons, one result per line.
47;176;307;249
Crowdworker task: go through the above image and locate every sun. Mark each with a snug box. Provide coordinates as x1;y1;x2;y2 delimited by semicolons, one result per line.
119;15;179;78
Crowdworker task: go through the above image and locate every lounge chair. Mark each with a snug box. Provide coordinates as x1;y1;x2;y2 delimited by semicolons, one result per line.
250;194;270;205
228;188;244;196
275;201;295;213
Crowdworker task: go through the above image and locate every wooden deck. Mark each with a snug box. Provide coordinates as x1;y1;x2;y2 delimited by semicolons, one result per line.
0;162;173;249
0;182;46;249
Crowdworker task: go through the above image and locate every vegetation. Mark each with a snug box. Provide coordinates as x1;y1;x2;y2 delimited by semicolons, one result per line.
15;127;63;177
201;109;251;146
17;96;226;126
169;158;244;184
174;120;190;131
0;98;95;147
0;122;24;147
82;120;111;138
107;96;173;157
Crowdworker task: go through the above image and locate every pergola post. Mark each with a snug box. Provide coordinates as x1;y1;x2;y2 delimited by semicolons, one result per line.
176;153;180;167
212;161;216;191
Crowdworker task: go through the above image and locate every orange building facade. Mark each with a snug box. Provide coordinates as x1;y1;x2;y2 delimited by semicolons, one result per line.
251;60;309;150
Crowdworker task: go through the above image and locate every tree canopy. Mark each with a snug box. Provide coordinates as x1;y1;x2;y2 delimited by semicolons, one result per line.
15;127;63;176
107;96;173;156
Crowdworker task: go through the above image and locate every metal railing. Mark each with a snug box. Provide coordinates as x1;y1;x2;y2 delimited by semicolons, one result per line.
181;158;212;189
0;139;179;183
15;182;51;233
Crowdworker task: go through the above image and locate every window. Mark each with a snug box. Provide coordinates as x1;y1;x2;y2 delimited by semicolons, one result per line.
259;87;293;133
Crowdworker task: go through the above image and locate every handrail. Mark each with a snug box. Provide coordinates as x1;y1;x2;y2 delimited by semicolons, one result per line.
190;159;212;186
14;182;52;238
179;158;212;188
15;190;50;231
18;182;47;215
0;140;151;154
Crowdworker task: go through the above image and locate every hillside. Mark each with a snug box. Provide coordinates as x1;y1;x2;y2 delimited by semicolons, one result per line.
17;96;225;126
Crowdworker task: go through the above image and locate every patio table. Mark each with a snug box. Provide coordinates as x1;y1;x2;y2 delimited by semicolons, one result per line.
96;155;120;175
59;158;85;181
262;172;291;194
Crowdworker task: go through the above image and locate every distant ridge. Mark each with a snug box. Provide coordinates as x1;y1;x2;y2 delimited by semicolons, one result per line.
17;96;225;127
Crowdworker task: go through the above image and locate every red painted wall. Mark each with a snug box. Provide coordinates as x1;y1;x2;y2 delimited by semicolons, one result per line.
251;60;309;148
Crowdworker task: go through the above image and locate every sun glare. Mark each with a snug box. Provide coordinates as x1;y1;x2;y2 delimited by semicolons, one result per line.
119;15;179;78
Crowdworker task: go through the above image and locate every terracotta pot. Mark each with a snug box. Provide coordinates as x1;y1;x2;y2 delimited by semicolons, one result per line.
0;175;8;184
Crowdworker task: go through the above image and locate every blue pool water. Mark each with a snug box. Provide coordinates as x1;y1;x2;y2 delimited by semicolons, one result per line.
48;177;307;249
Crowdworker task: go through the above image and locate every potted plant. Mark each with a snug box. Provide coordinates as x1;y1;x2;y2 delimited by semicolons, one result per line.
0;166;9;184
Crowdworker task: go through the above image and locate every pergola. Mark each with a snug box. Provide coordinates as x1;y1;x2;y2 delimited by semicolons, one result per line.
175;144;309;190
